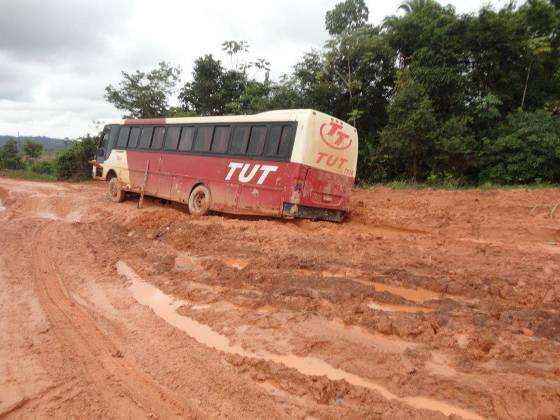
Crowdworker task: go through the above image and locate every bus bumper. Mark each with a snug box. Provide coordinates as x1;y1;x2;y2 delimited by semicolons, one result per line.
282;203;346;223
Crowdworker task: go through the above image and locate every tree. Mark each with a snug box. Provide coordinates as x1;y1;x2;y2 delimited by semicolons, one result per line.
56;135;98;180
377;71;437;182
179;55;233;115
105;62;181;118
480;110;560;184
0;139;23;170
325;0;369;35
23;141;43;160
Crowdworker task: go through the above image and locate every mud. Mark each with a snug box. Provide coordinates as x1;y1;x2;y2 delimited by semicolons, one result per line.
1;177;560;419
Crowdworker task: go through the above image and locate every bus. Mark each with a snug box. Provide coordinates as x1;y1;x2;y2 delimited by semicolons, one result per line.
92;109;358;222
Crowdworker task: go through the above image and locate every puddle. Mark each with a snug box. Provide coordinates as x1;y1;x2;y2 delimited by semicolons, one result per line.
302;269;442;304
368;302;433;314
117;261;483;420
0;199;5;212
370;281;440;303
36;211;60;220
221;258;248;270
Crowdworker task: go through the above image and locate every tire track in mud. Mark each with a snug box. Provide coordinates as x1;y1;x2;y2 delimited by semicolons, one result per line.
118;260;485;420
27;222;196;419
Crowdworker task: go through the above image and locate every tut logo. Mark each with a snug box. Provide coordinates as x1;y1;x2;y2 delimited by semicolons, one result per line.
225;162;278;185
320;121;352;150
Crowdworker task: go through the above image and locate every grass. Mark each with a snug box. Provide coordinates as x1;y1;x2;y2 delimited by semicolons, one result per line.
358;180;560;191
0;169;57;182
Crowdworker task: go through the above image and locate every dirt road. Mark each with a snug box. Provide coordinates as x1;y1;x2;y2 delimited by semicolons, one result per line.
1;177;559;419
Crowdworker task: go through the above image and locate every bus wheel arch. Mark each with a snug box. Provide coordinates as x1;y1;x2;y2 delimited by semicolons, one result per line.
106;169;117;181
188;183;212;216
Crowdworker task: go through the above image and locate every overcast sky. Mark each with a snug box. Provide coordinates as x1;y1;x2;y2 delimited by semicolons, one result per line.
0;0;509;139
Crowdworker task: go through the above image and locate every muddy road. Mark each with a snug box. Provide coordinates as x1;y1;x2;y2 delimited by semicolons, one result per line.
1;177;559;419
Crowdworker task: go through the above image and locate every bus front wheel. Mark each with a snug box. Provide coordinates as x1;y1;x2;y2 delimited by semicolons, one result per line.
188;185;211;216
108;177;125;203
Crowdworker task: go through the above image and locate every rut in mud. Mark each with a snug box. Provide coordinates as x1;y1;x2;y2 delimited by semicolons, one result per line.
1;177;560;419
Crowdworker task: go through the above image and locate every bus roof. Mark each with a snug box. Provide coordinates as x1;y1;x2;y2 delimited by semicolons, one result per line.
106;109;357;132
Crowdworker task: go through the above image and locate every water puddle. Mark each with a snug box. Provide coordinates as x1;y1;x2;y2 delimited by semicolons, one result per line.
0;199;5;212
368;302;433;314
117;261;483;420
221;258;248;270
36;211;60;221
302;269;442;304
370;281;440;303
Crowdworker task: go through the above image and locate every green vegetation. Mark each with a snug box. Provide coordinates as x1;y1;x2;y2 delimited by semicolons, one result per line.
0;136;97;181
103;0;560;186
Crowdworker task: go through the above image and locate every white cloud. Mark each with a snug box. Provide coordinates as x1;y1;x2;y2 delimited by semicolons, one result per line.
0;0;513;138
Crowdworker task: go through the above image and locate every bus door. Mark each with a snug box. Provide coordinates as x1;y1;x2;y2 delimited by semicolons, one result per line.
132;126;161;195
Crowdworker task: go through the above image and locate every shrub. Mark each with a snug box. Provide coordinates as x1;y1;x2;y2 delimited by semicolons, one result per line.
480;110;560;184
0;139;24;170
56;135;98;180
30;160;56;175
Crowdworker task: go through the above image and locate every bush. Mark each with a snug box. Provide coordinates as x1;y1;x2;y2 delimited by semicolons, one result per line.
30;160;56;176
0;139;24;170
480;110;560;184
56;135;98;180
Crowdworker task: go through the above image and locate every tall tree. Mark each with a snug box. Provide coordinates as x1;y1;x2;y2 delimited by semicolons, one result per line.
105;62;181;118
325;0;369;35
377;71;437;182
23;141;43;160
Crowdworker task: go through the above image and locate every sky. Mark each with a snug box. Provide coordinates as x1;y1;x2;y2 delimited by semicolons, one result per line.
0;0;510;139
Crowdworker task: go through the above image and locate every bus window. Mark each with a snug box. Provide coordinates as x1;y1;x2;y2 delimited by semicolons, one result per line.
278;125;294;158
229;126;249;155
265;125;282;156
178;126;195;151
128;127;141;148
108;126;120;150
194;126;213;152
151;127;165;150
164;126;181;150
116;126;130;148
211;126;230;153
139;126;154;149
247;125;267;156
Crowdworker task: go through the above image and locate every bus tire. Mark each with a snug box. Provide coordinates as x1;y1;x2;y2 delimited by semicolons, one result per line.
108;177;125;203
188;185;211;216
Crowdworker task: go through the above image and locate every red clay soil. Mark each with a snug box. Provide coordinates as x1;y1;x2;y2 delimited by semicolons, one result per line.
1;177;559;419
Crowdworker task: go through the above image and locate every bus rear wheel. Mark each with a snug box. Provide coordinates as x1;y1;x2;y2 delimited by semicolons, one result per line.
188;185;211;216
108;177;125;203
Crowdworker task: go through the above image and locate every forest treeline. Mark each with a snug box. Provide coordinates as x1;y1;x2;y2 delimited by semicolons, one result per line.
105;0;560;185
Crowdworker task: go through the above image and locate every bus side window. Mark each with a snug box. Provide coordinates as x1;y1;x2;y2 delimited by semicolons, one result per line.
178;126;195;151
278;125;295;158
194;126;214;152
164;126;181;150
128;127;141;148
229;126;249;155
247;125;267;156
211;126;230;153
151;127;165;150
108;126;120;151
139;127;154;149
264;125;282;156
116;126;130;148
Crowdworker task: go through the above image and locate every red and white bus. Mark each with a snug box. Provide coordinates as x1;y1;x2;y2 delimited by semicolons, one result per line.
92;109;358;222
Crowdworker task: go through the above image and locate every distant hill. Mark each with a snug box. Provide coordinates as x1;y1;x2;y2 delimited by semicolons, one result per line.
0;135;75;152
